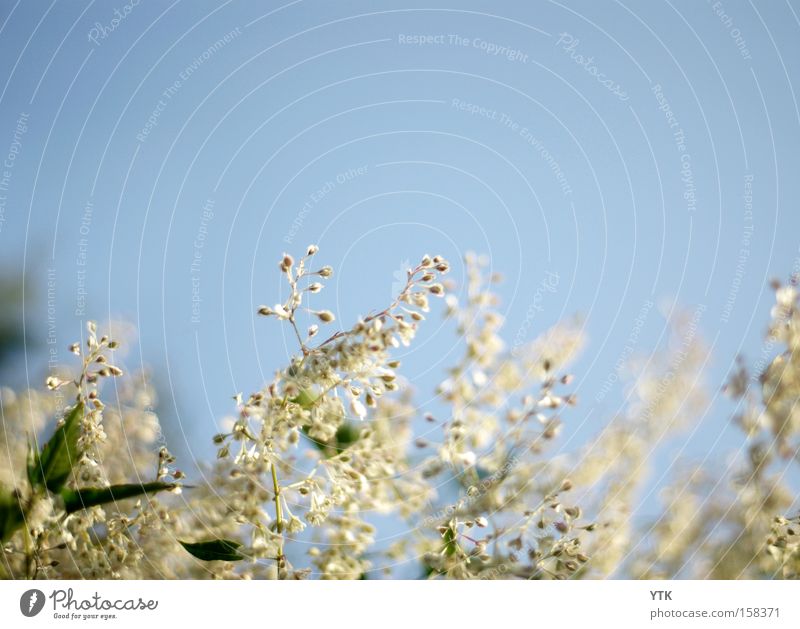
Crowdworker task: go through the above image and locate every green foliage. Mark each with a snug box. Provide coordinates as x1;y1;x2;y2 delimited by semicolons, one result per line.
290;388;316;409
441;525;458;557
28;402;83;493
0;486;25;542
303;422;361;457
179;539;244;562
60;481;177;514
1;249;798;580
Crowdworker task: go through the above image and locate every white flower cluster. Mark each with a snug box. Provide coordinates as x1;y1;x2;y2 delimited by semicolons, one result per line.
0;250;798;580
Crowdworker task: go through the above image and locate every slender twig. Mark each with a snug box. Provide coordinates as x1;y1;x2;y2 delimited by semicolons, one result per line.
270;461;285;577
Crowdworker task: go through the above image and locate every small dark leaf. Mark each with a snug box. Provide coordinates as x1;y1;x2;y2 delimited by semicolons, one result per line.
29;402;84;493
25;440;36;488
60;481;177;514
442;526;458;557
179;538;244;561
0;486;25;543
302;422;360;457
334;423;360;450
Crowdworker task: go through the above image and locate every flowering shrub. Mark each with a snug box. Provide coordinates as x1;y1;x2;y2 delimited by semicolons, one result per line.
0;247;798;579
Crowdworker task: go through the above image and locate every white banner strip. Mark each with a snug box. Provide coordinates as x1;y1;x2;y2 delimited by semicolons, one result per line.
1;580;798;628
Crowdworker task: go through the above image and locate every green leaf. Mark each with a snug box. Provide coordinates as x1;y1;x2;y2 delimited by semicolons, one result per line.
442;526;458;557
422;562;443;579
333;423;360;450
29;402;84;493
303;422;361;457
290;389;317;410
179;538;244;561
25;440;37;489
0;486;25;543
60;481;177;514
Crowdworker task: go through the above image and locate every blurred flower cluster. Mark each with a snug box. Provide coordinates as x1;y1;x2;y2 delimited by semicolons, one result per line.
0;249;797;579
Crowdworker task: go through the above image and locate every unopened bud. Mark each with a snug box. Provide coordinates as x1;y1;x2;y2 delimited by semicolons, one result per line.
316;310;335;323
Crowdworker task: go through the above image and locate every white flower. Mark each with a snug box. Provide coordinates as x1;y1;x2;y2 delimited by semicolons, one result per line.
457;451;476;467
350;398;367;420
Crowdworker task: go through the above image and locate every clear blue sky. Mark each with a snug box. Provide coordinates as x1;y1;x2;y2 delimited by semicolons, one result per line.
1;1;799;515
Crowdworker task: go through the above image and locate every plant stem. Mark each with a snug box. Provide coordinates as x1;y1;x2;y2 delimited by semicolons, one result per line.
270;460;285;575
23;522;33;579
288;316;307;353
314;263;424;350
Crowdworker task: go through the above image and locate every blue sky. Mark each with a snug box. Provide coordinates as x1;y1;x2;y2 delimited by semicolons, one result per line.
0;1;799;516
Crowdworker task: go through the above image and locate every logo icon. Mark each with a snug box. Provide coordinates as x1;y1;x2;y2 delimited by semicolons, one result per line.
391;259;410;298
20;589;45;617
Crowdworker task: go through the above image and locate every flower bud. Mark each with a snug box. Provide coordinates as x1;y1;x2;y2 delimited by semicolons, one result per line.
46;376;66;390
316;310;335;323
280;253;294;272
